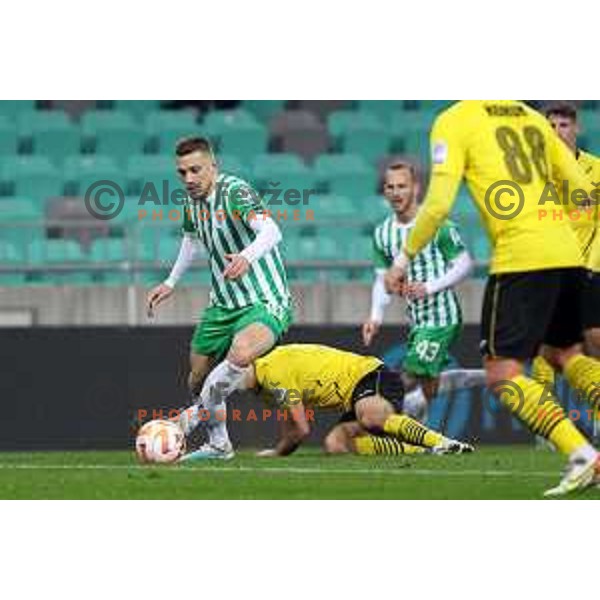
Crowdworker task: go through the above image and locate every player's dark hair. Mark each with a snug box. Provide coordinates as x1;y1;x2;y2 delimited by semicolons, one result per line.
544;102;578;122
175;136;215;158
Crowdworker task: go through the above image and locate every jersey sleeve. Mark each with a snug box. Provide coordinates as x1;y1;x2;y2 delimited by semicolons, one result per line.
436;220;467;261
405;110;467;257
372;229;391;268
226;182;266;223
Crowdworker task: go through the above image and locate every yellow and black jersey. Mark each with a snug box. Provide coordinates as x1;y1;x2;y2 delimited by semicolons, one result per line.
406;100;597;274
572;150;600;272
254;344;382;412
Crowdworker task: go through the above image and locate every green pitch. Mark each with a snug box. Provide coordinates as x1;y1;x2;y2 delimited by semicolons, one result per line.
1;446;599;499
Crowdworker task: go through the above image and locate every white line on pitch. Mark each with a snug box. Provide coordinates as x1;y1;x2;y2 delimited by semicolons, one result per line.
0;464;557;478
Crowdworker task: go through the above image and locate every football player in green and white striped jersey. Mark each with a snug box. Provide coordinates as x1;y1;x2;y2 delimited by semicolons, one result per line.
362;161;474;417
147;136;293;459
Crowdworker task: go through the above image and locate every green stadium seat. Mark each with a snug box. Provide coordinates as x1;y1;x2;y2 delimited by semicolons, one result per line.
203;110;267;162
313;154;377;198
354;195;389;225
145;110;199;154
18;110;80;165
580;110;600;133
251;153;314;193
356;101;403;124
0;117;18;156
311;194;356;222
0;239;26;283
27;238;94;285
243;100;286;122
203;109;258;131
113;100;161;122
416;100;454;112
328;111;390;162
82;111;145;166
64;155;124;195
0;100;36;118
125;154;181;202
217;153;250;179
1;156;64;199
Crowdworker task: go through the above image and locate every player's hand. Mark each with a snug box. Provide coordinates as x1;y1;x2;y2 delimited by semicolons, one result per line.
256;448;278;458
223;254;250;280
362;319;381;347
384;266;405;294
146;283;174;318
403;282;428;300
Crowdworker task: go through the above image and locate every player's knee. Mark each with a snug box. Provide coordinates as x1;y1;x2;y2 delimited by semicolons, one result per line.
227;339;257;367
544;344;582;372
485;359;522;387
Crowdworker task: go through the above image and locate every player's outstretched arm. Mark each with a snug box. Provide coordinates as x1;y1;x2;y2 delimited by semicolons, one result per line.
257;403;310;457
146;234;198;316
362;270;390;346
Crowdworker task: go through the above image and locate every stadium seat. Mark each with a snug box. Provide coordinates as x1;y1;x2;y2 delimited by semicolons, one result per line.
313;154;377;198
251;153;314;193
356;101;403;124
82;111;145;166
0;100;36;118
354;194;390;226
243;100;286;122
113;100;161;122
328;110;390;163
18;110;80;165
27;238;94;285
0;156;64;199
145;110;199;154
0;240;26;285
125;154;181;200
217;153;250;179
0;116;18;156
295;100;351;122
311;194;356;222
203;109;258;131
64;155;124;196
204;111;268;163
269;110;330;162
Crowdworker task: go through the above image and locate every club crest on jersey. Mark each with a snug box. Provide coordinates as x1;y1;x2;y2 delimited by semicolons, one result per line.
432;142;448;165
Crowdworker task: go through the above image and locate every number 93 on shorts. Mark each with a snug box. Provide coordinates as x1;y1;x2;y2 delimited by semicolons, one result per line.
403;324;461;378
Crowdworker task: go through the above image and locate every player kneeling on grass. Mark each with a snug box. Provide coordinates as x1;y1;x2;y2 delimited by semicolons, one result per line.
180;344;474;461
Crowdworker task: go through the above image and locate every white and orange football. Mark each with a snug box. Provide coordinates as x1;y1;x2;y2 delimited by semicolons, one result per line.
135;420;186;464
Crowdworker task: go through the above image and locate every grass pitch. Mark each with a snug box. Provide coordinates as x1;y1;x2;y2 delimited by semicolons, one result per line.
1;446;599;499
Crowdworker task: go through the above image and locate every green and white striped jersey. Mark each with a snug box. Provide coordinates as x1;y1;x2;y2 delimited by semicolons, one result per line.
372;216;465;328
182;172;291;314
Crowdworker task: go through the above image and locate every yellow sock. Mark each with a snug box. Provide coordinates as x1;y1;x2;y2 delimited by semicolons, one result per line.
563;354;600;412
505;375;588;455
383;414;443;449
531;355;556;388
354;435;425;455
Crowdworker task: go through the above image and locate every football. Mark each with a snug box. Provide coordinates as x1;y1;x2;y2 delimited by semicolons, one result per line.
135;420;186;464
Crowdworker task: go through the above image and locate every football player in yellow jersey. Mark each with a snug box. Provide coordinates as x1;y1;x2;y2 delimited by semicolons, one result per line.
180;344;474;461
536;103;600;363
249;344;473;457
386;100;600;496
